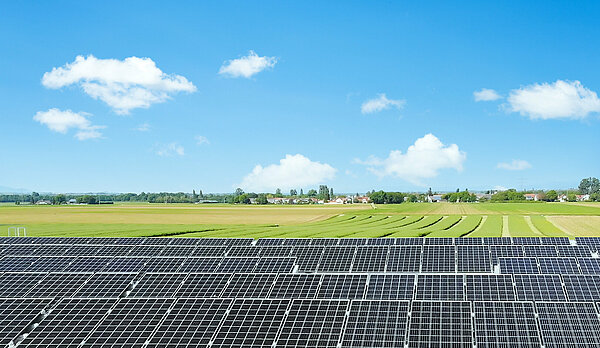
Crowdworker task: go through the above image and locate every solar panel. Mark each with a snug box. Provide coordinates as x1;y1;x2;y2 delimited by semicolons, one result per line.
367;238;396;245
483;237;513;245
562;275;600;301
3;244;39;256
62;245;102;256
342;300;410;347
256;238;285;246
317;246;356;272
142;257;185;272
457;246;491;272
211;299;290;347
365;274;416;300
394;237;424;246
72;273;136;298
473;301;541;347
387;246;422;272
166;238;200;246
269;274;322;299
104;257;147;272
282;238;313;246
541;237;571;245
227;246;261;257
523;245;558;257
178;257;222;272
175;273;232;298
95;245;133;256
578;258;600;274
465;275;515;301
455;237;483;245
421;246;456;272
576;237;600;252
159;246;197;257
499;257;539;274
81;298;174;348
352;246;388;272
276;299;349;348
557;245;592;258
63;257;111;272
126;245;166;257
221;273;277;298
538;257;580;274
536;302;600;347
20;298;116;348
424;237;454;245
512;237;541;245
514;274;566;301
408;301;473;348
338;238;368;246
140;238;173;245
128;273;187;297
253;257;296;273
26;256;75;272
191;246;228;257
0;298;53;347
490;245;524;265
259;246;293;257
24;272;91;298
216;257;259;273
196;238;230;246
290;246;323;273
0;272;47;297
415;275;464;301
222;238;254;246
316;274;367;299
311;238;340;246
31;244;70;256
146;298;232;348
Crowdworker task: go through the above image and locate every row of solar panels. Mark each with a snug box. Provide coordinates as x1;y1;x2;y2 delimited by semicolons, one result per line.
3;236;600;247
3;297;600;347
6;272;600;302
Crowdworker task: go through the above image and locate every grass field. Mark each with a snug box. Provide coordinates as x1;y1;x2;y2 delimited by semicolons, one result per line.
1;202;599;238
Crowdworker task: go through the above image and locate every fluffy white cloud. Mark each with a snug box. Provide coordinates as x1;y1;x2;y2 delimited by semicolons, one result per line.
33;108;104;140
507;80;600;119
135;123;151;132
361;94;405;114
195;135;209;145
355;134;466;186
42;55;196;114
473;88;501;101
240;154;337;192
497;159;532;171
156;143;185;157
219;51;277;78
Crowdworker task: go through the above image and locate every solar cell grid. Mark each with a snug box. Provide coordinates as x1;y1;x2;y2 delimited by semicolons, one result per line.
127;245;165;256
81;298;174;348
408;301;473;348
111;237;144;245
25;256;75;272
216;257;259;273
282;238;313;246
457;245;491;272
142;257;185;273
576;237;600;252
62;245;102;256
0;272;47;297
483;237;513;245
523;245;558;257
159;246;196;257
128;272;187;298
424;237;454;245
455;237;483;245
352;246;388;272
415;274;464;300
367;238;396;245
146;298;232;348
514;274;566;301
0;298;53;346
557;245;592;258
165;238;199;246
0;256;38;271
316;274;367;299
578;258;600;274
342;300;409;348
311;238;340;246
211;299;290;347
30;244;69;256
175;273;231;298
536;302;600;347
338;238;367;245
95;245;133;256
258;246;293;257
256;238;285;246
386;246;421;272
2;244;39;256
178;257;222;273
541;237;571;245
269;274;322;299
473;301;541;348
421;246;456;272
24;272;91;298
465;275;515;301
489;245;524;265
290;246;323;272
499;257;539;274
512;237;541;245
72;273;136;298
20;298;116;348
222;238;254;246
276;299;349;348
538;257;580;274
139;238;173;245
221;273;277;298
195;238;229;246
394;237;424;245
191;246;227;257
317;246;356;272
365;274;415;300
104;257;147;272
254;257;296;273
562;275;600;301
63;257;111;272
227;246;261;257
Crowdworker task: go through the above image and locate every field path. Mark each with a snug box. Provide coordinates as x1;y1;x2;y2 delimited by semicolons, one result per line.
466;215;487;236
524;216;544;236
502;216;510;237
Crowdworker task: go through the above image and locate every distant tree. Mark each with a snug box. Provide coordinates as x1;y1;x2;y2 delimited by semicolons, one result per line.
198;190;204;198
427;188;433;196
256;194;268;204
491;189;525;202
579;177;600;195
192;189;198;202
567;192;577;202
545;190;558;202
307;189;317;197
330;188;334;198
300;189;304;196
52;194;66;205
234;188;244;196
318;185;330;200
456;188;459;193
290;189;297;196
275;188;282;197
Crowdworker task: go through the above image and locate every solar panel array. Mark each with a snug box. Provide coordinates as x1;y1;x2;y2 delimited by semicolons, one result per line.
2;236;600;347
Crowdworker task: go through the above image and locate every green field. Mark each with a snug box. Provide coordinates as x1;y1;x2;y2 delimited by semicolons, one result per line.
1;202;599;238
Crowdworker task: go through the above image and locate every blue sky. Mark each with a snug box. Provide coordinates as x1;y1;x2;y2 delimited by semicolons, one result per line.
1;1;599;193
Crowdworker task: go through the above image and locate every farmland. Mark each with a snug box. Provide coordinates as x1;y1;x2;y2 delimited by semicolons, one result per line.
1;202;599;238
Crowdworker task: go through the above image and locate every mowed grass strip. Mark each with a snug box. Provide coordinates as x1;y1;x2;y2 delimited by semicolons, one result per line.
468;215;502;237
530;215;570;237
507;215;537;237
427;215;483;238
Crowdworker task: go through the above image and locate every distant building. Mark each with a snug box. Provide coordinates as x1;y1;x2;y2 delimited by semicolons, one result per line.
35;200;52;205
427;195;443;203
577;194;590;201
524;193;539;201
67;199;78;204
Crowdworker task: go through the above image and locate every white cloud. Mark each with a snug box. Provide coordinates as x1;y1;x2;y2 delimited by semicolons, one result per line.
156;143;185;157
355;134;466;186
135;123;151;132
218;50;277;78
473;88;501;101
507;80;600;119
361;94;405;114
33;108;104;140
42;55;196;114
497;159;531;171
240;154;337;192
195;135;209;145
